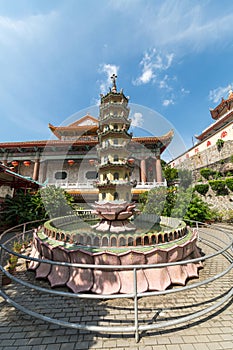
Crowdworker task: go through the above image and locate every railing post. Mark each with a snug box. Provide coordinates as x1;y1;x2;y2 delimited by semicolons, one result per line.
133;268;139;343
22;223;26;242
196;221;199;241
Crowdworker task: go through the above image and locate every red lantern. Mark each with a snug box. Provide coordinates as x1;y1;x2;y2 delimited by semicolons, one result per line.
128;158;135;165
11;161;19;167
67;159;75;166
23;160;31;167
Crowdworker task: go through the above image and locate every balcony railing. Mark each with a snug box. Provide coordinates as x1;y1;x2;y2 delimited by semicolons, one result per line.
48;179;167;190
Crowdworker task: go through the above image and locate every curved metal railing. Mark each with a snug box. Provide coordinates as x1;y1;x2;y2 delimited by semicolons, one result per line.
0;220;232;343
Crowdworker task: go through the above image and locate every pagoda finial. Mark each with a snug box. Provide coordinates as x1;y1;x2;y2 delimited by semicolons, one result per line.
111;74;117;93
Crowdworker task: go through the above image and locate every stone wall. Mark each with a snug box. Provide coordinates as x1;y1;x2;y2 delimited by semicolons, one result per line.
175;140;233;173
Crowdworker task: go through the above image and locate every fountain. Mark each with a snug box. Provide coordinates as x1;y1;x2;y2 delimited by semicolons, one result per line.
29;76;202;294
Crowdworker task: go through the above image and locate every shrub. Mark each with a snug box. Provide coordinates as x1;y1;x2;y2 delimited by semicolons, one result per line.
213;171;222;179
226;171;233;177
183;193;213;223
226;178;233;191
2;189;47;225
163;165;178;184
40;185;75;218
216;138;224;151
208;180;228;195
200;168;214;180
194;184;209;196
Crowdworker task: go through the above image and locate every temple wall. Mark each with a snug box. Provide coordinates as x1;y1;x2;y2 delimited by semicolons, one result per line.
172;140;233;172
171;120;233;170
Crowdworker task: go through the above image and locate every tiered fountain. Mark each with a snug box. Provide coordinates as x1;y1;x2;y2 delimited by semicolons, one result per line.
29;76;202;294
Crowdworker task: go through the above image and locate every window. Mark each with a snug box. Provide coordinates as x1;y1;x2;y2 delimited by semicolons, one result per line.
102;193;106;200
85;171;97;179
114;172;119;180
114;154;118;162
114;192;119;200
113;139;118;145
114;124;118;130
54;171;67;180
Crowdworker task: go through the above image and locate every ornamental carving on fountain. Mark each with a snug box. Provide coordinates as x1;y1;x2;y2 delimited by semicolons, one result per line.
92;74;138;233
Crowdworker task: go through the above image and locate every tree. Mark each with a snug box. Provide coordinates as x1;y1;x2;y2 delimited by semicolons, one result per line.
141;187;167;216
163;165;178;185
40;185;75;218
178;169;193;189
139;185;214;224
183;193;213;223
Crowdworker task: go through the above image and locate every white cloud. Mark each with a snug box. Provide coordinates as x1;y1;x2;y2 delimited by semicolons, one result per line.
163;99;174;107
133;49;174;86
131;112;143;127
181;87;190;95
98;63;119;95
209;84;233;103
0;12;57;47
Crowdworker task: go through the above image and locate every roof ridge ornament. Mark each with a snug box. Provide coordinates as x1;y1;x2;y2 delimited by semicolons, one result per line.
111;73;117;93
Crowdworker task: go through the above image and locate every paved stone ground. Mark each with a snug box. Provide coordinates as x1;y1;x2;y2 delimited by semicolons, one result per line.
0;224;232;350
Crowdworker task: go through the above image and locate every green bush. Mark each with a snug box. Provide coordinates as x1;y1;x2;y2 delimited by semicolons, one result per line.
200;168;215;180
2;189;47;225
194;184;209;196
226;178;233;191
208;180;228;195
216;138;224;151
226;171;233;177
183;194;213;223
213;171;222;179
40;185;75;218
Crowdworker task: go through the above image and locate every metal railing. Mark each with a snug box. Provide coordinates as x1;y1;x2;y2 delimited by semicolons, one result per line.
0;220;232;342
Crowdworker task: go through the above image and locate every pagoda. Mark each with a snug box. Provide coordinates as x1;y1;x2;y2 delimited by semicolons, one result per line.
92;74;137;233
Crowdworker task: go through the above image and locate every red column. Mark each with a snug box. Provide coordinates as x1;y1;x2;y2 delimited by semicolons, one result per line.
140;159;147;183
33;158;40;181
155;155;162;183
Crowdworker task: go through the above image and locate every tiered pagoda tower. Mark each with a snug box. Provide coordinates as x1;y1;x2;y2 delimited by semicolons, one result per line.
92;75;137;233
97;74;134;202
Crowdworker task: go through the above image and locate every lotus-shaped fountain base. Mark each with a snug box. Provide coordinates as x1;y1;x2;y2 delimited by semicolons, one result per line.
92;200;137;233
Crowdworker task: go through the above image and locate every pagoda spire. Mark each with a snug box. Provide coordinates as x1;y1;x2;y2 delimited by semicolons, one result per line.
111;74;117;93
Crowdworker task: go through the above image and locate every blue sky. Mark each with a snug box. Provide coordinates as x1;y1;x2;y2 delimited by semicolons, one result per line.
1;0;233;158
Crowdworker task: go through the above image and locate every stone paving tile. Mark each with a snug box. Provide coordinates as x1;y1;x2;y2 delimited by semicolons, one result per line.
206;343;223;350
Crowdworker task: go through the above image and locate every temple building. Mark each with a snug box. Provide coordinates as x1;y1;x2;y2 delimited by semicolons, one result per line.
171;90;233;172
0;82;173;203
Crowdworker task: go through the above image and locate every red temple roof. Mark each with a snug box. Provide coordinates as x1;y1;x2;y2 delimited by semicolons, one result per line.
210;90;233;120
49;115;98;140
